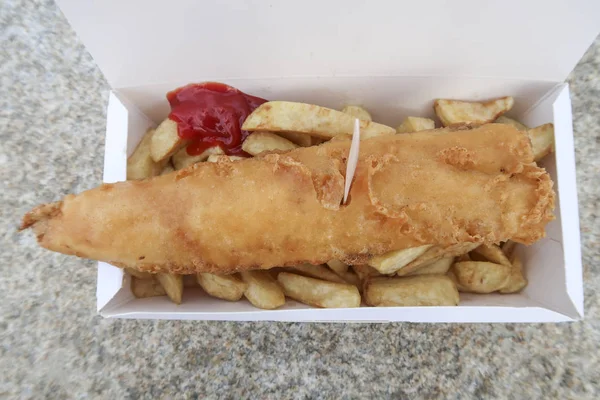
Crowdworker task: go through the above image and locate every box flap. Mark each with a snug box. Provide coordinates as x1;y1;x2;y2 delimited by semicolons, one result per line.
518;84;582;319
57;0;599;89
96;261;124;311
97;92;154;311
102;93;128;183
552;86;583;316
101;293;574;323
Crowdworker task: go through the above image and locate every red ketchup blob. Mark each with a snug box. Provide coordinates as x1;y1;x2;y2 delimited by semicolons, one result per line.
167;82;267;157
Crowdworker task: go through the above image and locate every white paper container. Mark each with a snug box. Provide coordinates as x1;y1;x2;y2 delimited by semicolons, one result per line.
56;0;600;322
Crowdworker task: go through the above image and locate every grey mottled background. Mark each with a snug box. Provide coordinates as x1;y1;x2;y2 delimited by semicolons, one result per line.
1;1;599;399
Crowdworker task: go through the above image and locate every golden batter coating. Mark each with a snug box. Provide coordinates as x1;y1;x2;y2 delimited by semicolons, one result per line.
21;124;554;274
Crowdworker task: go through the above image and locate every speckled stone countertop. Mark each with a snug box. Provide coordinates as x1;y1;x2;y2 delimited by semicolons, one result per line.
1;1;599;399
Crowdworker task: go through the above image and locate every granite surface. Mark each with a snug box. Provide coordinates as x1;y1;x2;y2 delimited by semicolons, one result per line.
1;1;599;399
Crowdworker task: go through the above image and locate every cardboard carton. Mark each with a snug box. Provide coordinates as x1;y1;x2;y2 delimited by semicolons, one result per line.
56;0;600;322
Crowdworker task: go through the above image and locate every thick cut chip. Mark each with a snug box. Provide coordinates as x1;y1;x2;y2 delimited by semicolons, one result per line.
471;244;512;267
150;118;187;162
276;131;313;147
451;261;511;293
242;101;395;139
396;117;435;133
131;277;166;298
127;128;166;180
406;257;454;276
241;132;298;156
397;243;480;276
499;254;528;293
339;270;361;288
196;273;247;301
156;273;183;304
341;105;372;121
434;97;514;126
352;264;383;282
241;270;286;309
364;275;459;307
326;260;349;275
495;116;528;131
172;146;224;170
528;123;554;161
291;264;347;284
277;272;360;308
446;269;468;292
369;245;433;274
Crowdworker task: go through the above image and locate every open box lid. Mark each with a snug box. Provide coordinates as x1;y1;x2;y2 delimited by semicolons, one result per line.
57;0;599;89
53;0;591;322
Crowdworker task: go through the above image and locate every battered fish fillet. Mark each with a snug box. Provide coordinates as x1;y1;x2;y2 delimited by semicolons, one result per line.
21;124;555;274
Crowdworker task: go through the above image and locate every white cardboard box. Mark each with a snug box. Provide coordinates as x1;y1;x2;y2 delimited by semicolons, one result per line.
56;0;600;322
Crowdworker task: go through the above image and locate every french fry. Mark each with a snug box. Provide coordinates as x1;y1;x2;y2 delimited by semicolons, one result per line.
156;273;183;304
406;257;454;276
446;269;468;292
341;105;372;121
527;123;554;161
277;272;361;308
276;131;313;147
352;264;382;282
451;261;511;293
291;263;347;284
339;270;361;287
127;129;166;180
242;101;395;140
495;116;527;131
125;267;153;280
499;254;528;293
241;132;298;156
240;270;286;309
131;276;166;298
471;244;512;267
182;274;199;288
368;245;433;274
196;273;247;301
396;242;480;276
150;118;187;162
434;97;514;126
326;260;349;275
396;117;435;133
207;154;245;163
172;145;224;170
364;275;459;307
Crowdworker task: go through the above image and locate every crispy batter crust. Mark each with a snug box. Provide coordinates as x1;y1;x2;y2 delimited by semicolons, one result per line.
22;124;555;274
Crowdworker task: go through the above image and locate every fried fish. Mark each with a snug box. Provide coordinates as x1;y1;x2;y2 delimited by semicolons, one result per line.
21;124;555;275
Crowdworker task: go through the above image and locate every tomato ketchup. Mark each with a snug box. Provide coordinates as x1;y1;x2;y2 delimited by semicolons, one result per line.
167;82;267;157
